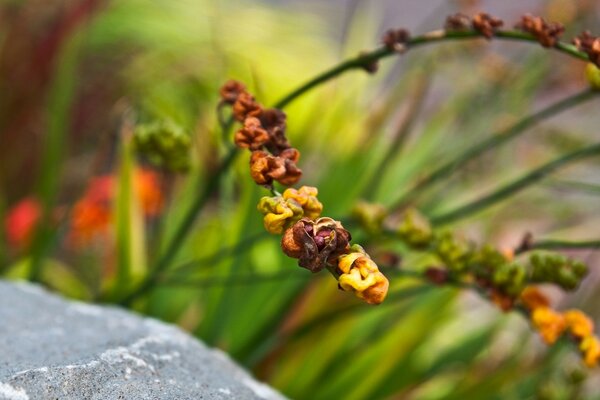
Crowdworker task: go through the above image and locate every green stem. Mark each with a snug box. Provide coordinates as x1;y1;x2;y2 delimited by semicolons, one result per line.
389;89;598;211
517;239;600;254
274;29;589;109
430;143;600;226
118;146;239;305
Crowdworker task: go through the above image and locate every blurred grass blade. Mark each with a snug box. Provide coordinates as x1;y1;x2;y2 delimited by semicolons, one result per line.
431;142;600;226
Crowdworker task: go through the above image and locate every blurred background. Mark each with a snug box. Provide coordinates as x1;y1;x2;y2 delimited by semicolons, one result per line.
1;0;600;398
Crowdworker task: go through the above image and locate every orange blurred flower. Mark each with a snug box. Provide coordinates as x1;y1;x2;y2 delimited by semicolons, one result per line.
134;169;164;217
69;176;114;246
4;197;42;250
532;307;567;344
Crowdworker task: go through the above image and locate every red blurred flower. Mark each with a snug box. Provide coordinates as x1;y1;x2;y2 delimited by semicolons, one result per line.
4;197;42;250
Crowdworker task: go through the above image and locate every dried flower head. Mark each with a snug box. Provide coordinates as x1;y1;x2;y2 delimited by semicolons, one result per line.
382;28;410;52
515;14;564;47
573;31;600;67
233;92;262;122
257;108;290;154
282;186;323;220
249;149;302;186
219;80;247;104
445;13;471;31
472;12;504;39
257;196;304;234
281;217;351;273
234;117;270;150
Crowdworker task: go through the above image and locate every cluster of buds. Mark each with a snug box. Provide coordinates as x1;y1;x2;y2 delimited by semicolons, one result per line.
443;12;572;49
382;28;410;53
257;186;323;234
573;31;600;67
515;14;564;47
223;80;389;304
445;12;503;39
220;80;301;187
393;209;588;304
280;217;389;304
530;253;588;290
521;287;600;367
133;121;192;173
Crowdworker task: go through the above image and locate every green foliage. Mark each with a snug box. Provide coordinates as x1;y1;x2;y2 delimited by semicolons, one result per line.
2;1;600;399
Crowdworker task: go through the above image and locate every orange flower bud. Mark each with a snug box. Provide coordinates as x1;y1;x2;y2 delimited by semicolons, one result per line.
531;307;566;344
232;92;262;122
520;286;550;311
565;310;595;339
219;80;246;104
235;117;270;150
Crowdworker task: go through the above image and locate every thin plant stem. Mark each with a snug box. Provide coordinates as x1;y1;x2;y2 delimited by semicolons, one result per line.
516;239;600;254
430;143;600;226
118;146;239;305
118;28;591;305
389;89;598;211
274;29;589;109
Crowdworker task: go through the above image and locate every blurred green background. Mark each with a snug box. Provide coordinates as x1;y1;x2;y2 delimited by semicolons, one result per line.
1;0;600;398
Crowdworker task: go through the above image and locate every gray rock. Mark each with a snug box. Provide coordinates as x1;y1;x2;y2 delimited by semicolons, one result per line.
0;281;285;400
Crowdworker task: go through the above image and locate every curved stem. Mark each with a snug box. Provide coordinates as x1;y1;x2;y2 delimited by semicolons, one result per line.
430;143;600;226
389;89;598;211
516;239;600;254
274;29;589;109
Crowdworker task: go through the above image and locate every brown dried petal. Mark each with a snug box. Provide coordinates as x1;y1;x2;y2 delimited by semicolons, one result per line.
234;117;270;150
233;92;262;122
445;13;471;31
249;150;302;186
255;108;290;154
219;80;246;104
382;28;410;52
282;218;352;273
515;14;564;47
472;12;504;39
573;31;600;67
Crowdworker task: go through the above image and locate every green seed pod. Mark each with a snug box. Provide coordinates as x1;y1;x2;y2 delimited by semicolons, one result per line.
396;208;433;248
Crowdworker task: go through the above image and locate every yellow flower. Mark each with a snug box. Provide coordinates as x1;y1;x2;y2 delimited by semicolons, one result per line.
531;307;566;344
565;310;595;339
580;336;600;367
337;247;389;305
257;196;304;234
520;286;550;311
283;186;323;219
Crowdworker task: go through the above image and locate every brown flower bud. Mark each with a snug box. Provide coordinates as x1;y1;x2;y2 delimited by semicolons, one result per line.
257;108;291;154
219;80;246;104
472;12;504;39
249;149;302;186
573;31;600;67
515;14;564;47
233;92;262;122
425;267;449;285
382;28;410;52
281;217;351;273
234;117;270;150
445;13;471;31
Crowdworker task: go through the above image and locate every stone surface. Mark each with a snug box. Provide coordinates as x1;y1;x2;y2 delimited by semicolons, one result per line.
0;281;285;400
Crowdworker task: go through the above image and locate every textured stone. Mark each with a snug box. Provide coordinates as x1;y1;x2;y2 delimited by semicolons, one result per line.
0;281;285;400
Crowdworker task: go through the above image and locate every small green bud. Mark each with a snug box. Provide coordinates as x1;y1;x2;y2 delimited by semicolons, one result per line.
134;120;192;172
